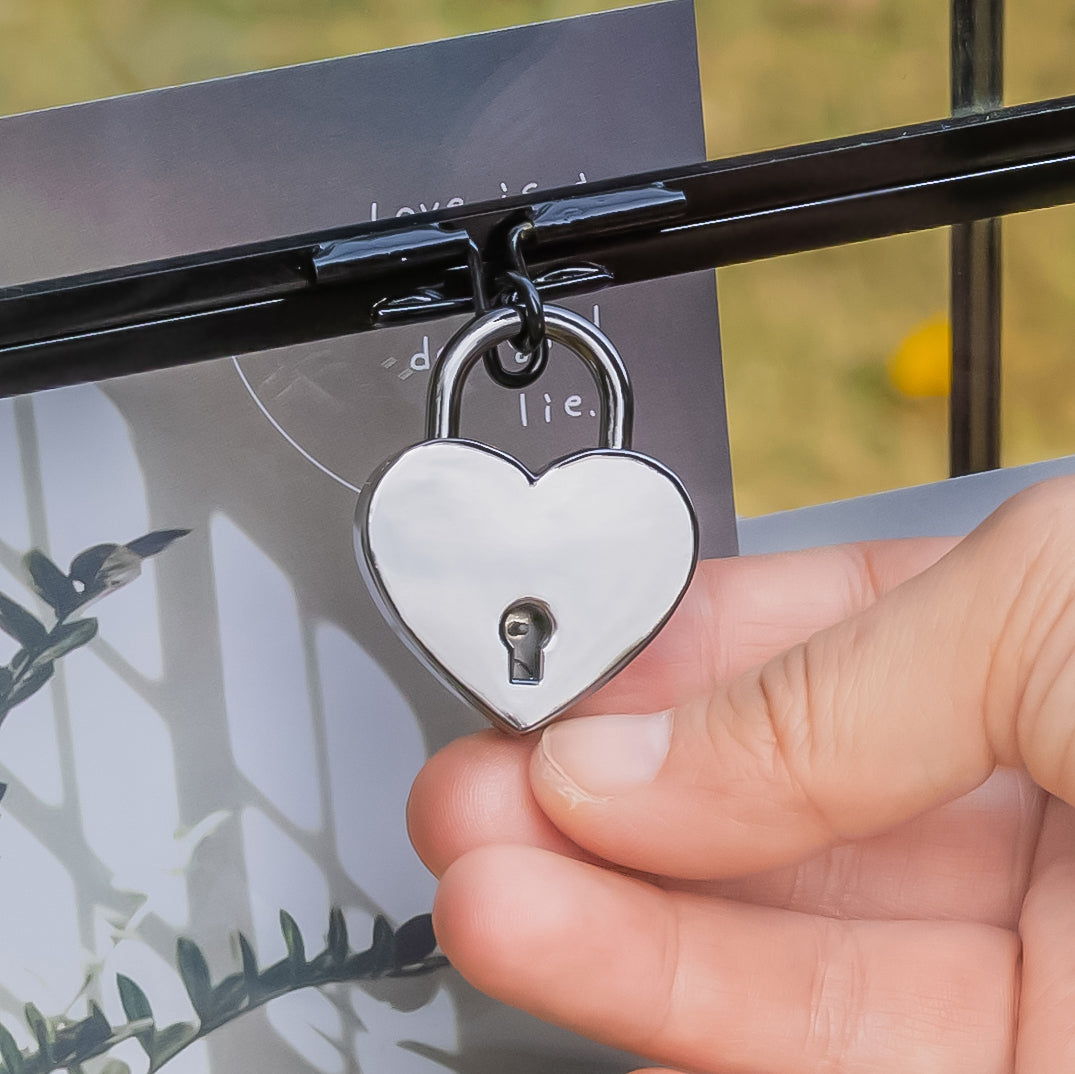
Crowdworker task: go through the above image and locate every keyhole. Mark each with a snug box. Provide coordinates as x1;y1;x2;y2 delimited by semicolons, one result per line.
499;599;555;685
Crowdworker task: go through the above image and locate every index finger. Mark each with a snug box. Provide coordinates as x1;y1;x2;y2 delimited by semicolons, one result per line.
409;535;955;876
570;535;957;715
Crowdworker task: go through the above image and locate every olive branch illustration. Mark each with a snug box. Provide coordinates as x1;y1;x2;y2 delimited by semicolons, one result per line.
0;908;447;1074
0;530;191;741
0;530;448;1072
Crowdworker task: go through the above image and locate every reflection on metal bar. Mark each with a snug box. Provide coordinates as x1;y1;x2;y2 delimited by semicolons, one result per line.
949;0;1004;475
2;93;1074;396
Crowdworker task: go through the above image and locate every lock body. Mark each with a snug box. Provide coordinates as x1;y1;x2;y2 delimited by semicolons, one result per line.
357;437;697;733
355;304;699;735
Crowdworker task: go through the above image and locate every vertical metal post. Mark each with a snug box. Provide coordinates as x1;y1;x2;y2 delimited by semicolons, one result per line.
949;0;1004;475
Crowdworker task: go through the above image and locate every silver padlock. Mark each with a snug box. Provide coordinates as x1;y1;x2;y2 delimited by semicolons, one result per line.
355;304;698;735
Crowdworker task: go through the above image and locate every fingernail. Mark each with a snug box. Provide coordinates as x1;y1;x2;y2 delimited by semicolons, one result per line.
538;710;672;801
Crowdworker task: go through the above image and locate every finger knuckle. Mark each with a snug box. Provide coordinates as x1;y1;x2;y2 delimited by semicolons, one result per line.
978;478;1075;792
753;637;844;840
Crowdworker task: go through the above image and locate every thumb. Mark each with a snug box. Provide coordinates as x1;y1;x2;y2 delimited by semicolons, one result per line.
530;476;1075;879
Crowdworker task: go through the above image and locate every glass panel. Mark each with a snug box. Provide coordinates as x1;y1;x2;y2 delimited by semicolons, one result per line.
698;0;949;155
720;229;950;515
1001;202;1075;467
1007;0;1075;105
0;0;951;143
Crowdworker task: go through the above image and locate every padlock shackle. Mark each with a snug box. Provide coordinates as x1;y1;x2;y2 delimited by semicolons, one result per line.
426;305;634;450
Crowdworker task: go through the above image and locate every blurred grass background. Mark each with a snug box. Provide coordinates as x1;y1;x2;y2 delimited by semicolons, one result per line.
0;0;1072;515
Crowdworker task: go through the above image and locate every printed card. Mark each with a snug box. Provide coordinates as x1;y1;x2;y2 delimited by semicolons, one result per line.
0;5;733;1072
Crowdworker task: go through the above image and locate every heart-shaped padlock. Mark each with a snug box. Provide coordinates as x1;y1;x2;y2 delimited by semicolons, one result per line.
356;304;698;734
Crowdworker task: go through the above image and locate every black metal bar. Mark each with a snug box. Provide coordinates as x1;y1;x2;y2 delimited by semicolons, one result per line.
949;0;1004;475
311;225;470;285
951;0;1003;109
2;93;1074;396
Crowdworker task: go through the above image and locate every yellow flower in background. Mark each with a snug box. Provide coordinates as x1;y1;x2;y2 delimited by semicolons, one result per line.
886;315;952;398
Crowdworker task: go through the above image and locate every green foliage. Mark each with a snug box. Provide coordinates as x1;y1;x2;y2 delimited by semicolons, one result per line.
0;531;190;740
0;909;446;1074
0;525;449;1073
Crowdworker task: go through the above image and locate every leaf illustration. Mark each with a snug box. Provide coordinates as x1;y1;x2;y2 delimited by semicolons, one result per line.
30;619;98;668
205;974;246;1027
254;956;290;994
369;915;396;975
394;914;438;967
2;661;54;712
22;551;79;617
237;932;259;989
89;547;143;595
68;545;119;587
175;939;212;1020
146;1022;197;1071
23;1003;53;1064
0;594;48;649
327;906;349;963
0;1022;24;1074
125;530;191;559
117;974;153;1023
74;1003;112;1051
65;547;143;616
115;984;156;1057
0;529;189;734
280;911;305;974
8;649;29;677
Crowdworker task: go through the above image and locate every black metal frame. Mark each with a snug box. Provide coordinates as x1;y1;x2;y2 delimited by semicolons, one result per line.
950;0;1005;474
1;0;1070;477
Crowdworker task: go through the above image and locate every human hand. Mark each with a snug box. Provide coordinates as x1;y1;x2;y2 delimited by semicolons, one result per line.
408;477;1075;1074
